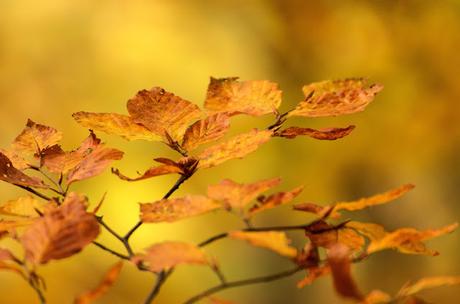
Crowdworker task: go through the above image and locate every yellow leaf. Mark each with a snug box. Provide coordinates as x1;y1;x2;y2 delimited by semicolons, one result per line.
182;113;230;151
248;186;303;217
127;87;202;142
204;77;282;116
0;152;49;188
140;195;221;223
197;129;273;169
288;78;383;118
132;241;208;272
276;125;355;140
362;290;392;304
346;221;387;242
207;177;280;210
21;193;100;264
397;276;460;298
12;119;63;154
74;262;123;304
73;112;161;141
0;196;45;218
229;231;297;258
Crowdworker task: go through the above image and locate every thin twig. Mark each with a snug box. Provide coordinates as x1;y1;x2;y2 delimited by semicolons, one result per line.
143;270;174;304
15;185;51;201
92;241;130;260
183;266;303;304
96;217;134;257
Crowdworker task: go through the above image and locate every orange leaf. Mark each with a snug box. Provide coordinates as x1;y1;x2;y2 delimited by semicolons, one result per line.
73;112;161;141
367;223;458;256
40;145;83;174
328;243;364;301
288;78;383;118
0;196;45;218
74;261;123;304
346;221;387;242
0;261;27;279
248;186;303;217
297;265;331;288
0;148;30;170
229;231;297;258
12;119;63;154
0;219;35;234
306;221;365;252
0;248;15;261
276;125;355;140
207;177;280;211
21;193;100;264
132;241;208;272
397;276;460;298
363;290;392;304
127;87;202;142
207;297;236;304
204;77;282;116
182;113;230;151
140;195;220;223
0;152;49;188
197;129;273;169
112;164;182;182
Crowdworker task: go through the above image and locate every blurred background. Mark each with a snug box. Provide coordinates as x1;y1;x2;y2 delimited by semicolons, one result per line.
1;0;460;303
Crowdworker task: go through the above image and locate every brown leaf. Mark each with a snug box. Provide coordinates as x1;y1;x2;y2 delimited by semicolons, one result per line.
197;129;273;169
67;145;123;185
306;221;365;252
276;125;355;140
21;193;100;264
127;87;202;142
204;77;282;116
0;248;15;261
248;186;303;217
12;119;63;154
132;241;208;272
0;152;49;188
367;223;458;256
363;290;392;304
328;243;364;301
40;145;84;174
207;177;281;211
112;164;182;182
229;231;297;258
297;266;331;288
73;112;161;141
140;195;221;223
0;196;45;218
182;113;230;151
288;78;383;118
74;261;123;304
0;148;30;170
396;276;460;298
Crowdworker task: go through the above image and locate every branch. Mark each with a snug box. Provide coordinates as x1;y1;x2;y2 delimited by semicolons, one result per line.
15;185;51;201
183;266;303;304
92;241;130;260
143;270;174;304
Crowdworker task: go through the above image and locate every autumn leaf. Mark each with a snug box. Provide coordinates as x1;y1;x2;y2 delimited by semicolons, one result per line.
12;119;63;154
132;241;208;272
127;87;202;142
74;261;123;304
0;152;49;188
73;112;161;141
182;113;230;151
0;148;30;170
197;129;273;169
229;231;297;258
305;221;365;252
40;145;84;174
396;276;460;298
207;296;236;304
0;196;45;218
328;243;364;301
288;78;383;118
207;177;280;211
363;290;392;304
366;223;458;256
275;125;355;140
140;195;221;223
204;77;282;116
112;164;183;182
67;144;123;185
346;221;387;242
297;265;331;288
248;186;303;217
21;193;100;264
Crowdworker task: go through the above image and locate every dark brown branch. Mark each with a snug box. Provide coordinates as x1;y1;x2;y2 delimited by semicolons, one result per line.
183;266;303;304
15;185;51;201
143;270;174;304
96;216;135;257
92;241;130;260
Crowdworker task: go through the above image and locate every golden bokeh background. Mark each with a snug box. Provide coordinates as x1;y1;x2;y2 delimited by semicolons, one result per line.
1;0;460;303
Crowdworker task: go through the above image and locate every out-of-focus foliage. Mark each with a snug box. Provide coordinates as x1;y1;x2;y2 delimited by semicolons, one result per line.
1;0;460;303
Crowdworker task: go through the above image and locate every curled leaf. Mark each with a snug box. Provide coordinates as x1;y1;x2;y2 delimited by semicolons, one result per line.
229;231;297;258
248;186;303;217
12;119;63;154
276;125;355;140
204;77;282;116
182;113;230;151
112;165;182;182
397;276;460;298
288;78;383;118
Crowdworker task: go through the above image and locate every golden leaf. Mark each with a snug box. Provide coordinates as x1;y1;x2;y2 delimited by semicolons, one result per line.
207;177;280;210
0;261;26;279
140;195;220;223
306;221;365;252
21;193;100;264
362;290;392;304
0;219;35;234
367;223;458;256
346;221;387;242
248;186;303;217
297;265;331;288
73;112;161;141
0;196;45;218
328;243;364;301
396;276;460;298
112;165;183;182
288;78;383;118
0;148;30;170
182;113;230;151
40;145;84;174
197;129;273;169
12;119;63;154
276;125;355;140
132;241;208;272
127;87;202;142
74;261;123;304
0;152;49;188
204;77;282;116
229;231;297;258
